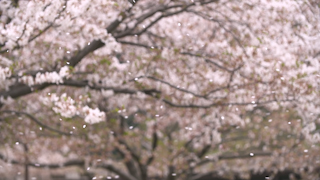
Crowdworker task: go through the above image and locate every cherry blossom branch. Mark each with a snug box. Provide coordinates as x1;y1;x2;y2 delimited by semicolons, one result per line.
0;76;293;111
0;84;47;106
0;110;73;136
0;153;85;168
0;1;68;54
27;23;54;43
111;43;253;98
146;31;166;40
115;5;166;38
115;4;184;38
115;0;219;38
133;76;206;98
135;7;192;37
220;151;272;160
62;79;161;95
118;40;160;49
68;5;134;67
187;9;250;27
117;41;245;90
131;75;281;103
180;51;243;73
1;1;219;105
187;9;249;57
238;72;274;84
28;1;68;43
0;79;160;107
162;98;296;109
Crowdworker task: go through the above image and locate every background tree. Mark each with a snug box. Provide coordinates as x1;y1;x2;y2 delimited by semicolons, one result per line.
0;0;320;179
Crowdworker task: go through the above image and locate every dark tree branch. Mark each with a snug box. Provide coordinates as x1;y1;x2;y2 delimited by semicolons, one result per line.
0;153;84;168
115;4;178;38
197;145;211;159
0;84;46;100
0;110;73;136
180;51;243;73
98;163;138;180
117;138;143;176
166;165;176;180
0;79;160;107
194;151;273;169
118;40;160;49
112;146;140;179
146;124;158;166
162;97;295;109
68;0;139;67
115;0;219;38
112;131;145;179
133;76;207;98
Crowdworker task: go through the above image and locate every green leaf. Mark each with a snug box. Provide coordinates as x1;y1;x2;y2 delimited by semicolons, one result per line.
257;37;262;43
100;58;111;65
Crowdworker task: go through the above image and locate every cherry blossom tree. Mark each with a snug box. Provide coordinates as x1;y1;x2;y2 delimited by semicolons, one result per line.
0;0;320;179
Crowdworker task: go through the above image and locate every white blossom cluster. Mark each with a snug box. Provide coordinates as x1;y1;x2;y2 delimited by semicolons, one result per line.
0;0;65;49
51;93;77;118
82;106;106;124
0;66;11;80
20;66;70;86
35;66;71;84
41;93;105;124
0;66;11;88
35;71;63;84
0;96;14;105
